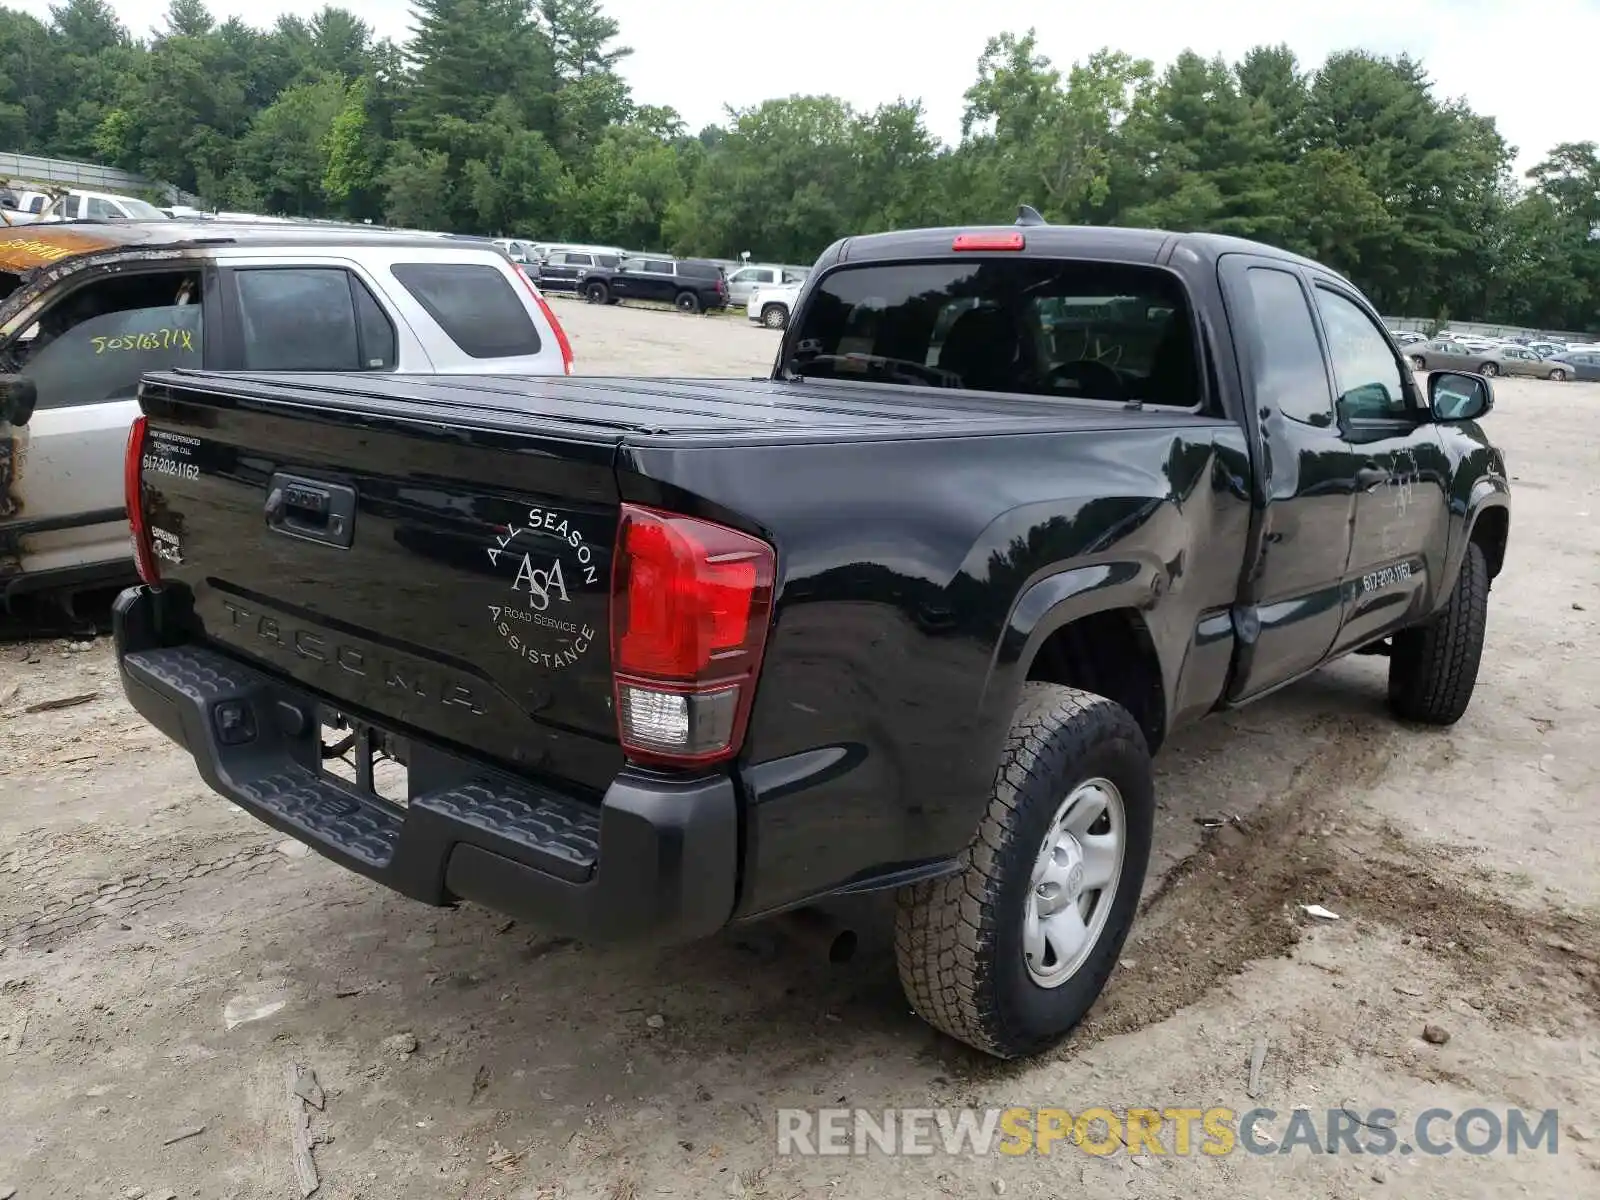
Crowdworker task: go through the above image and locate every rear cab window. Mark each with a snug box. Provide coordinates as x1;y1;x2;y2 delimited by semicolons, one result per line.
785;259;1201;406
391;261;541;359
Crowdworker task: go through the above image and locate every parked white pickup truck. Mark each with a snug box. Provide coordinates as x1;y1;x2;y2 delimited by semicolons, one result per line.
745;280;802;329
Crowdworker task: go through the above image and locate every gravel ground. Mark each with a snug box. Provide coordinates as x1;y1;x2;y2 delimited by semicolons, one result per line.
1;301;1596;1199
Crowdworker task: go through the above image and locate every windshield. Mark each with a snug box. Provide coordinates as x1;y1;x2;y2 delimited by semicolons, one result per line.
784;259;1199;406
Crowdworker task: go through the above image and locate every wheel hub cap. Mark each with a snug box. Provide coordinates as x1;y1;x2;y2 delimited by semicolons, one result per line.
1023;778;1126;988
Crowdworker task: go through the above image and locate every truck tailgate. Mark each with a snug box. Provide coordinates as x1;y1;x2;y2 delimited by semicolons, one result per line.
136;371;626;794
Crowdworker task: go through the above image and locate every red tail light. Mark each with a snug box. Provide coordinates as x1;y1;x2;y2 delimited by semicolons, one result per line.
124;415;160;586
953;231;1025;251
516;265;575;375
610;504;775;767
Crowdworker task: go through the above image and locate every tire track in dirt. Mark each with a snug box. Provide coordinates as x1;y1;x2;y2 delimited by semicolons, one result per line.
1;837;286;951
1051;712;1598;1050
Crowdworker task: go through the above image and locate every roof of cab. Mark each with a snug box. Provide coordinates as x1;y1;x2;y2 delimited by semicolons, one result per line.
824;221;1343;281
0;217;463;274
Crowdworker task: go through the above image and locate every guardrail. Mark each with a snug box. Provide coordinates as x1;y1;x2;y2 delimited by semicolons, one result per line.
0;151;201;207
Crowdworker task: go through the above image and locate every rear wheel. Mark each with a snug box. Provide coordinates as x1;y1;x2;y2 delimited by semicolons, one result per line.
1478;361;1498;376
675;291;701;314
1410;355;1427;370
584;281;609;305
761;303;788;330
1549;368;1567;381
894;683;1154;1059
1388;541;1489;726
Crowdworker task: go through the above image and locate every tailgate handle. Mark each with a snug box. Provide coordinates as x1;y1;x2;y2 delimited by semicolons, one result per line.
265;472;356;549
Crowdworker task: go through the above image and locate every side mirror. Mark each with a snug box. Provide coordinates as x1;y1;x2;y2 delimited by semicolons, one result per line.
0;374;38;426
1429;370;1493;422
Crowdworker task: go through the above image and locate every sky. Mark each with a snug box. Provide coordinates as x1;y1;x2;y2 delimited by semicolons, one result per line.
20;0;1600;176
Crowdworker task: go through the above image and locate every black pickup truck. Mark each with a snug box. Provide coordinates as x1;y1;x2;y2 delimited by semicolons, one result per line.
113;214;1509;1059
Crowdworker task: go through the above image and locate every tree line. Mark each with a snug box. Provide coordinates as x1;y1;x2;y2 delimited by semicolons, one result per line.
2;0;1597;331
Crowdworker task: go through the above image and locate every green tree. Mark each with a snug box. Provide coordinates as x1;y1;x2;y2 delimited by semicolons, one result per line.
236;72;347;214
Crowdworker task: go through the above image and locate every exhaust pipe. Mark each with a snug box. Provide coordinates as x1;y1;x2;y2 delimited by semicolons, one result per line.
775;906;858;964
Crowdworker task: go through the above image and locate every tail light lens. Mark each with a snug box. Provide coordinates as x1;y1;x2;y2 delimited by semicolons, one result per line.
124;414;160;586
516;265;575;375
610;504;775;767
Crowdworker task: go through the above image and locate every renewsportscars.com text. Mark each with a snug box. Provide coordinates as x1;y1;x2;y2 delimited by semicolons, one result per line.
776;1106;1562;1158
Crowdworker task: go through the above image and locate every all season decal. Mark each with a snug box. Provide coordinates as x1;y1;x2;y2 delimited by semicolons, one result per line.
485;507;600;670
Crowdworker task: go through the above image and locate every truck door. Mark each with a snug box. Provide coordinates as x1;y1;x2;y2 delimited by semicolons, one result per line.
1307;280;1449;655
1219;257;1359;701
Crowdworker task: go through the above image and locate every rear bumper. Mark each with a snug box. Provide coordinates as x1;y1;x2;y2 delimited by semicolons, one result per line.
112;586;739;944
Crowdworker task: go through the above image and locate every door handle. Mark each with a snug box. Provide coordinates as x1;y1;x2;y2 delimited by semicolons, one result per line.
1354;466;1391;490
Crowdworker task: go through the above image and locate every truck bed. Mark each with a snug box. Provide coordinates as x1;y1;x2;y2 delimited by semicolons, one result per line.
142;369;1218;446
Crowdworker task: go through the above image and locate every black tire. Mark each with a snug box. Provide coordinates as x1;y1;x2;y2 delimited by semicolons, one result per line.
1549;368;1567;382
584;281;609;305
1410;355;1427;370
1388;541;1489;725
894;683;1154;1059
1478;361;1498;377
761;303;788;330
675;291;701;314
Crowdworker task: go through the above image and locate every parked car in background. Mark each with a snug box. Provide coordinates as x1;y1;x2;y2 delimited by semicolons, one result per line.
1552;351;1600;381
580;256;729;312
1389;329;1427;346
747;280;801;329
1405;340;1494;375
1;189;53;224
43;190;170;222
538;245;625;293
0;219;575;613
1493;344;1577;380
492;238;536;264
1404;339;1570;379
724;263;808;306
1525;340;1566;358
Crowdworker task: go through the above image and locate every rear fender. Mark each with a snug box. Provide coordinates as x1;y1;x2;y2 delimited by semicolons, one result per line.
978;559;1161;728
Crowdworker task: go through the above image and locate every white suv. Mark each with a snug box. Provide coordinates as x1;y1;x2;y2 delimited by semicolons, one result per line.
0;220;574;613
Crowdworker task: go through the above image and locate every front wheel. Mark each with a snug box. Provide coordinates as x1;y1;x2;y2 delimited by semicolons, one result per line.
1410;355;1427;370
1478;361;1498;377
1549;368;1567;382
761;303;788;330
895;683;1154;1059
1388;541;1489;725
584;281;609;305
675;291;701;314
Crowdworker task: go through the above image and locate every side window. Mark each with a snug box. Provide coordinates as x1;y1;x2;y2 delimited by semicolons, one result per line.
87;198;121;220
642;259;674;274
391;261;541;359
782;270;805;284
7;271;203;410
353;277;397;369
569;254;592;267
234;268;395;372
728;268;754;283
595;254;619;268
1315;287;1410;421
1242;267;1332;426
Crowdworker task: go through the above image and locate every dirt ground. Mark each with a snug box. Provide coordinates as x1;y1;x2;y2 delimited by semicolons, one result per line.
2;301;1596;1199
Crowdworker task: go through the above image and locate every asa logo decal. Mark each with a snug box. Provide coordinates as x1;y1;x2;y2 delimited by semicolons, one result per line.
485;507;599;671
